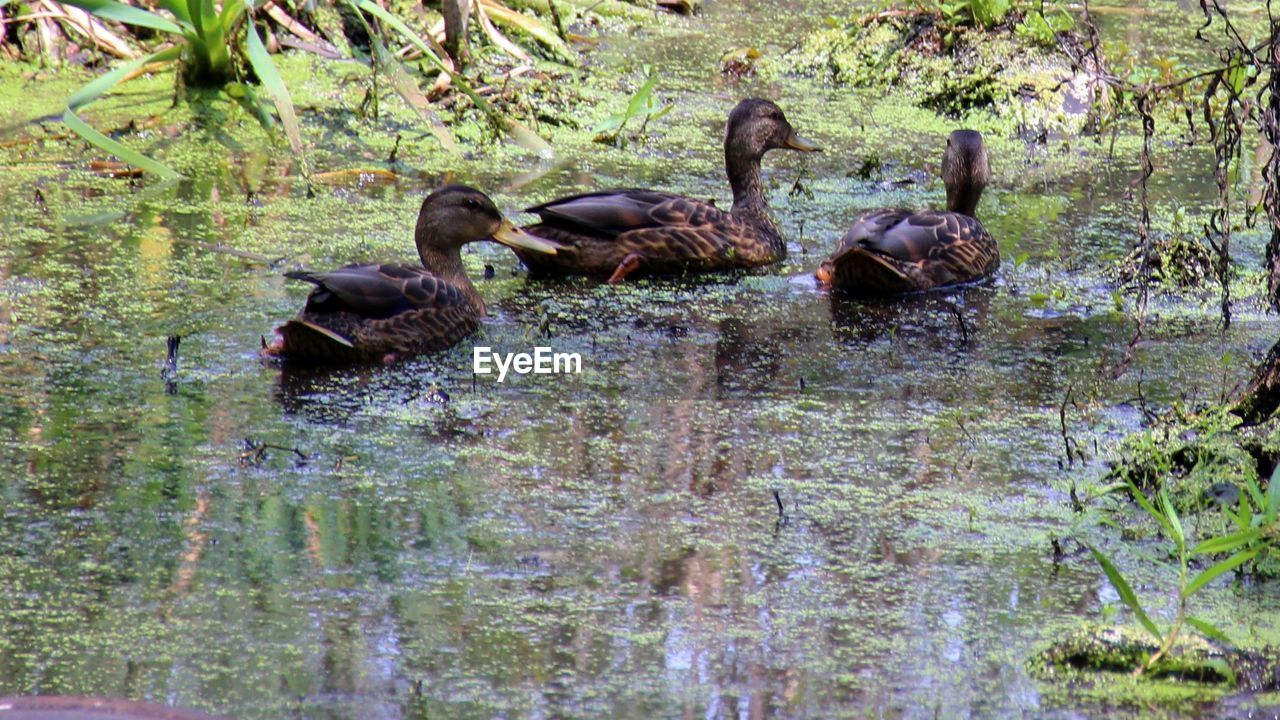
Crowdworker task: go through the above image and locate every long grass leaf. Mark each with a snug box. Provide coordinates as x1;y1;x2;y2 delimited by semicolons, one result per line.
67;44;180;109
478;0;574;62
63;110;179;178
1159;488;1185;554
1190;527;1262;556
1127;481;1175;540
1087;544;1162;644
353;0;552;157
625;70;657;121
1267;463;1280;524
346;5;457;153
58;0;185;34
1183;549;1257;597
244;17;309;178
63;45;184;178
1184;616;1230;644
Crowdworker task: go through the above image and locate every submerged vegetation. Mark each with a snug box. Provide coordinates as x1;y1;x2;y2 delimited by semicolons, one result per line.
770;0;1087;130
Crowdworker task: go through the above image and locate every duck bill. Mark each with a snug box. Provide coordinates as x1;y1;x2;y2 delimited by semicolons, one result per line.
491;220;559;255
784;133;821;152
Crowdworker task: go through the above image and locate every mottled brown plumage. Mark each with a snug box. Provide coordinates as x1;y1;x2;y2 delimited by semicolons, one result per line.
816;129;997;296
518;99;819;282
264;185;558;363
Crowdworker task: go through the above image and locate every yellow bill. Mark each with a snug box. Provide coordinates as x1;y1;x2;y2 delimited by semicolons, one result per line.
491;219;560;254
785;133;821;152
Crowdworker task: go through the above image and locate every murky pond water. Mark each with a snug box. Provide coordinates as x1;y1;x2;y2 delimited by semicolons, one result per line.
3;0;1280;718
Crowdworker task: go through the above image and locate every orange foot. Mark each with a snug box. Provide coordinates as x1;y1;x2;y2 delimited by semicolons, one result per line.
814;263;833;287
607;253;644;284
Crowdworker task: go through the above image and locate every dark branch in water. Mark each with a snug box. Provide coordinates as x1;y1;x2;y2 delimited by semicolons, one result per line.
240;438;309;465
162;335;181;395
1233;338;1280;425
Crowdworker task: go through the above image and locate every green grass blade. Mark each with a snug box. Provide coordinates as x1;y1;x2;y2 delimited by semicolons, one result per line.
154;0;194;25
59;0;185;34
1190;527;1262;556
624;70;657;122
1159;488;1185;554
63;46;184;178
244;16;309;179
352;0;553;158
1088;544;1162;644
1128;481;1175;540
68;44;182;109
347;5;458;153
480;0;574;62
1266;463;1280;524
1183;549;1257;597
1184;616;1230;644
63;111;179;178
218;0;246;31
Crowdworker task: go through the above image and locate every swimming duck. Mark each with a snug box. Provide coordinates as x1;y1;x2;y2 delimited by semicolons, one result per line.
816;129;996;296
264;185;559;363
516;98;819;283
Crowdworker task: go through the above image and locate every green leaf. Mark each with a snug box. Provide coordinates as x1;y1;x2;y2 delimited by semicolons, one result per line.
244;17;309;180
1190;527;1262;556
352;0;553;158
591;113;627;135
1185;616;1230;644
1266;463;1280;524
346;4;458;153
1128;481;1175;541
154;0;194;25
63;45;184;178
63;111;180;179
227;82;275;131
1227;64;1246;94
1088;544;1162;644
1183;549;1257;597
59;0;185;34
1159;487;1185;554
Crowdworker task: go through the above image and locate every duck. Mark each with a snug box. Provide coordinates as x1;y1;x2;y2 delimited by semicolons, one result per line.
815;129;996;296
515;98;819;283
263;185;559;363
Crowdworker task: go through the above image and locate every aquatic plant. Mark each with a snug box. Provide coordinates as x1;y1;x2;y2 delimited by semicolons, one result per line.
591;65;672;146
1088;475;1276;676
57;0;306;179
772;1;1085;127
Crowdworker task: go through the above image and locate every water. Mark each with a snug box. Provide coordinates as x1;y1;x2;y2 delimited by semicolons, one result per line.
1;0;1279;717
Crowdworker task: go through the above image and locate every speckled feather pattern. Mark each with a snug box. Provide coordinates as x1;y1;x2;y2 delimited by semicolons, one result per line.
518;189;785;277
276;263;481;362
823;208;998;295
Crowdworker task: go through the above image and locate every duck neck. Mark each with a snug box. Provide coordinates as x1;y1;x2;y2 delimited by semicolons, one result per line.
727;147;767;215
946;183;984;217
726;148;783;251
420;244;486;315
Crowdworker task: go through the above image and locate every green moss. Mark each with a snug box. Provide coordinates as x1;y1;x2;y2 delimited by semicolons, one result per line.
769;14;1094;134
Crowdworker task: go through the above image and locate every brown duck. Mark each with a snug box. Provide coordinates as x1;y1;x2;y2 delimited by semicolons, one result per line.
816;129;996;296
516;98;819;283
263;185;559;363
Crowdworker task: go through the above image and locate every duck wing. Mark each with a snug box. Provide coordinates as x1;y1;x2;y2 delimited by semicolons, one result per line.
285;264;470;319
837;209;994;276
525;189;727;238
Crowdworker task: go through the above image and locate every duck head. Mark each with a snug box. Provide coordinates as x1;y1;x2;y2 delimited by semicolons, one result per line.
415;185;559;267
724;98;820;162
941;129;991;217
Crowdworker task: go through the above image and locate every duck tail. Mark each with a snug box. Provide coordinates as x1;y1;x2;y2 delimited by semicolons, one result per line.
266;319;359;363
830;248;917;296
